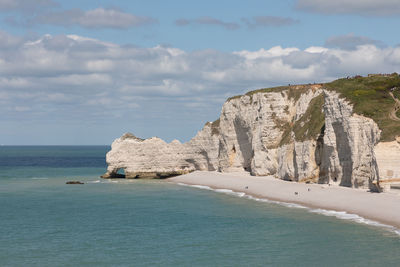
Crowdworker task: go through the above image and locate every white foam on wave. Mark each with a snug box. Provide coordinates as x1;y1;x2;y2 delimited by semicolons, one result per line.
87;180;101;183
215;188;246;197
246;195;308;209
179;183;308;209
31;177;49;180
180;184;212;190
308;209;400;233
87;179;120;184
177;182;400;236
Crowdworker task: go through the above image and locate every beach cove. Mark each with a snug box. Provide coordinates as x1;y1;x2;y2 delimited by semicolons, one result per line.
170;171;400;232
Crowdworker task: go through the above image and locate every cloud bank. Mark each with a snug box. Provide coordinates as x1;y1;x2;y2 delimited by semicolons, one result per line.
296;0;400;16
32;7;157;29
175;16;240;30
0;3;157;29
242;16;299;29
325;33;385;50
175;15;299;30
1;31;400;143
0;0;57;12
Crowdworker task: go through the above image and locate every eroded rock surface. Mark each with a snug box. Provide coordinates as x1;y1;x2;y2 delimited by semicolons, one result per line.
375;138;400;191
102;128;219;179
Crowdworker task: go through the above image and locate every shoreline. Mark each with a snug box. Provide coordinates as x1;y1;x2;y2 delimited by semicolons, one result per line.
169;171;400;232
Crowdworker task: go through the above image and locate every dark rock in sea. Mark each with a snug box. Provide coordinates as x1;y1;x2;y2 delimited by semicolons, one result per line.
66;181;84;184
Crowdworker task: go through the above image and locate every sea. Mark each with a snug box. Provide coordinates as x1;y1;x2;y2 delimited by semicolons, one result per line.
0;146;399;267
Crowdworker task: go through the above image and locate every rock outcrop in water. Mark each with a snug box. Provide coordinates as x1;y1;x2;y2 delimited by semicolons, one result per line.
102;75;400;192
66;181;84;184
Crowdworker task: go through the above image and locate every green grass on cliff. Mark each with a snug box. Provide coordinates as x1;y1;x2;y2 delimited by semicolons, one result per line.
292;94;325;142
393;87;400;100
204;118;221;136
227;84;314;103
211;119;220;135
325;74;400;141
278;94;325;146
226;74;400;142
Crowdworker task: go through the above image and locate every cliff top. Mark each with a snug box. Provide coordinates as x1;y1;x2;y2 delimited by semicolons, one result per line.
227;73;400;142
227;83;323;102
325;73;400;141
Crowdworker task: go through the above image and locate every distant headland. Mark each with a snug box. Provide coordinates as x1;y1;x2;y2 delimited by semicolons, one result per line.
102;74;400;193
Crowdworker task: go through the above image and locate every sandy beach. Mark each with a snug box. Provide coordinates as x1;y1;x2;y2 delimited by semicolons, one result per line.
170;171;400;230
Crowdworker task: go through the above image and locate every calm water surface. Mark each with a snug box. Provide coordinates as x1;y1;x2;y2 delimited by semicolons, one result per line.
0;146;399;266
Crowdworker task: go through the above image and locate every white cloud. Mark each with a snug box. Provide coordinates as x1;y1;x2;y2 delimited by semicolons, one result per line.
32;7;157;29
0;0;57;12
304;46;329;53
14;106;31;112
1;4;157;29
175;16;240;30
176;15;299;30
44;73;112;86
0;77;31;88
86;59;114;72
0;91;9;100
325;33;385;50
1;32;400;142
296;0;400;16
242;16;299;29
2;33;400;95
234;47;300;59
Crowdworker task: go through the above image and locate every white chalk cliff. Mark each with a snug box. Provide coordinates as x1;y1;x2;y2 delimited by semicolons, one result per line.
103;79;400;192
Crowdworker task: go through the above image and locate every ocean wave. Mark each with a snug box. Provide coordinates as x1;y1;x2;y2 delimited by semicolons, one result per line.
177;182;400;236
215;188;246;197
31;177;49;180
87;179;119;184
246;195;308;209
87;180;101;183
178;183;212;190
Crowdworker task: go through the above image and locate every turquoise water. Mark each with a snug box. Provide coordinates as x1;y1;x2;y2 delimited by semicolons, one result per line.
0;146;399;266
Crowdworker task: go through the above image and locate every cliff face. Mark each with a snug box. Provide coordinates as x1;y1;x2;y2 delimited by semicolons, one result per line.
319;91;381;189
102;78;400;192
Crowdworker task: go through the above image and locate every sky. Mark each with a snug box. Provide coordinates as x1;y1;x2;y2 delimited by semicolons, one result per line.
1;0;400;145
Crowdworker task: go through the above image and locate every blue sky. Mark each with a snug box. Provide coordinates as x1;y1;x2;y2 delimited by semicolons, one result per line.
1;0;400;145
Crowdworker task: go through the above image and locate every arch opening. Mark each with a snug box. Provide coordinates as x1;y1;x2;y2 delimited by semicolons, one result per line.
112;168;126;178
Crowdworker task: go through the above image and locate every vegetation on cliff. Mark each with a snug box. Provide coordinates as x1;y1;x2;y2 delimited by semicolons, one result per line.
227;74;400;142
204;119;221;136
276;94;325;146
325;74;400;141
227;84;318;102
211;119;220;136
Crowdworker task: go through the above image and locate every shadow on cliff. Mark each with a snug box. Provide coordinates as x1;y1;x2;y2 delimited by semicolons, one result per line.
234;118;254;172
185;150;216;171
